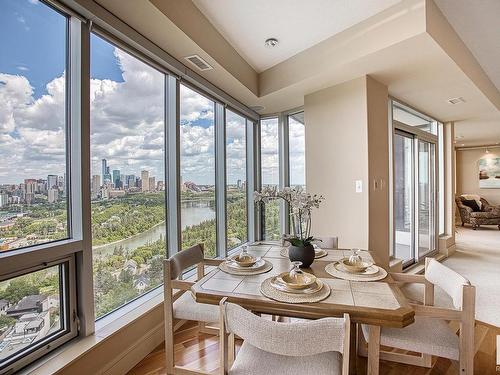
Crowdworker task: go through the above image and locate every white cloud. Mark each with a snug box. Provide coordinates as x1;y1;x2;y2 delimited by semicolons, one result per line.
0;47;306;188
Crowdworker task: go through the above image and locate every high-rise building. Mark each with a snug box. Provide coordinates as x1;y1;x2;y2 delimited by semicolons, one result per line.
58;175;65;193
101;159;107;182
125;175;136;189
91;175;100;195
157;181;164;191
141;170;150;192
24;179;37;195
149;177;156;191
47;175;58;190
0;193;8;208
112;170;121;188
237;179;242;189
48;188;58;203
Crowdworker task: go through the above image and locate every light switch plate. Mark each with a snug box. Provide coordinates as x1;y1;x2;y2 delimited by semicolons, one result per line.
355;180;363;193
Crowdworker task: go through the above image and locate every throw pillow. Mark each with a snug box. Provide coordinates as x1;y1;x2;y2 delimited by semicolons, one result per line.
462;199;480;212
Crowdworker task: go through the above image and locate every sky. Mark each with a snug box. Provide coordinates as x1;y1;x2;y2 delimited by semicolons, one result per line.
0;0;305;186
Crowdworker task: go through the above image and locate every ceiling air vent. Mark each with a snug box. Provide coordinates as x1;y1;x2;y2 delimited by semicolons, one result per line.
185;55;213;71
447;97;466;105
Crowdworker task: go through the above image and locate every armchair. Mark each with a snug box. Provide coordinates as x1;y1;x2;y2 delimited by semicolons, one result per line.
456;196;500;230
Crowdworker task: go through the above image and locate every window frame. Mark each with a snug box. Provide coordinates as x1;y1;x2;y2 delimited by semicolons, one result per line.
389;98;443;268
257;107;306;241
224;108;251;252
0;257;78;374
0;2;81;371
1;0;262;370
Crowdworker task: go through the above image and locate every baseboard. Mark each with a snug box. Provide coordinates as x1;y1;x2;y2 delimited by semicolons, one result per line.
102;321;165;375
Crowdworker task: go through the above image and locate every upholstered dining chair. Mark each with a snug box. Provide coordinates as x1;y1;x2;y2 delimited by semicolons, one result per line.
164;243;223;375
316;236;339;249
359;258;475;374
219;298;351;375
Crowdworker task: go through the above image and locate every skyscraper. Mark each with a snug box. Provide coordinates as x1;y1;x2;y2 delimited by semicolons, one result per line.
101;159;107;182
0;193;8;208
148;177;156;191
91;175;101;195
112;170;121;188
48;188;58;203
47;175;58;190
141;170;150;192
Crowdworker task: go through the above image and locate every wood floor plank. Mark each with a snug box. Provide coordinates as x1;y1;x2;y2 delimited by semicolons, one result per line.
127;321;500;375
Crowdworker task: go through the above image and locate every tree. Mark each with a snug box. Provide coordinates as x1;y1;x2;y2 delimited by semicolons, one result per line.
0;278;40;304
147;256;163;286
0;315;15;332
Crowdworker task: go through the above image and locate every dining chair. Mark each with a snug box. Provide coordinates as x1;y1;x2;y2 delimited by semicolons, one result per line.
316;236;339;249
359;258;475;374
164;243;223;375
219;298;351;375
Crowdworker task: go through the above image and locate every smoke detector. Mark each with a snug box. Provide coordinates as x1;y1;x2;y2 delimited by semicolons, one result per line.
264;38;279;48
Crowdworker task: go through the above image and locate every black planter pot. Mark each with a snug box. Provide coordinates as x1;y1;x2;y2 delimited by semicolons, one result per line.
288;244;315;268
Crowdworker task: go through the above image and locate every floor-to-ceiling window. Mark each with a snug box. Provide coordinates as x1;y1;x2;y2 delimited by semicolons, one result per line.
260;117;280;240
226;110;248;249
179;84;217;257
392;101;439;267
288;112;306;189
0;1;77;372
90;34;166;319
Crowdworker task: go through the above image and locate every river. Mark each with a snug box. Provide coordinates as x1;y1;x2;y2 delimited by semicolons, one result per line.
93;200;215;258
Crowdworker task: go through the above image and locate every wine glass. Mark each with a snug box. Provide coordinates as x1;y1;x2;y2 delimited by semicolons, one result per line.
239;244;249;260
349;248;362;265
289;261;304;282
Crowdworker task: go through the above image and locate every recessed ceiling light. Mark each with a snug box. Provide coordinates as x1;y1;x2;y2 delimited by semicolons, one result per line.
447;97;466;105
264;38;279;48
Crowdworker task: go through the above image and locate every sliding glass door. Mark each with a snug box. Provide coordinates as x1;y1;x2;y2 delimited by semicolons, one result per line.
417;140;436;259
394;131;414;266
392;102;439;267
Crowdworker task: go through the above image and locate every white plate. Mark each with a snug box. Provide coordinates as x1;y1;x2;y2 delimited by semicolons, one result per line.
225;258;265;271
334;262;379;276
270;277;324;294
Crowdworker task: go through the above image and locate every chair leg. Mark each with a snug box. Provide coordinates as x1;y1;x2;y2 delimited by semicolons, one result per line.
165;328;175;375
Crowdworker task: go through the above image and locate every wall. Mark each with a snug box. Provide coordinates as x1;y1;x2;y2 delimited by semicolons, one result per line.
305;76;389;266
456;147;500;205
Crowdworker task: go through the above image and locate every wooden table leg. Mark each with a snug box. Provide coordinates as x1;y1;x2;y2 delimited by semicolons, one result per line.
349;322;357;375
367;325;381;375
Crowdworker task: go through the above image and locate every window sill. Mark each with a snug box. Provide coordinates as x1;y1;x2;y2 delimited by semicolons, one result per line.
21;288;164;375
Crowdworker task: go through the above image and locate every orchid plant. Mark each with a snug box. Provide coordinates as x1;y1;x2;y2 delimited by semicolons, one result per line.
254;186;324;247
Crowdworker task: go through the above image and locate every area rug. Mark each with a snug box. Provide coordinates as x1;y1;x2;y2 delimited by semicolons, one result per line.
403;227;500;327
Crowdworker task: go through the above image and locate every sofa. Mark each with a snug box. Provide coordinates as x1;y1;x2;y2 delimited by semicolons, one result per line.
455;196;500;230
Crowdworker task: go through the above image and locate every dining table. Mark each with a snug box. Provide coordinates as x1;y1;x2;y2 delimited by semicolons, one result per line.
190;243;415;375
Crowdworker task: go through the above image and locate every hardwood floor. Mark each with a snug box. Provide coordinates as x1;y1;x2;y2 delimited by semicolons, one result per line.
127;320;500;375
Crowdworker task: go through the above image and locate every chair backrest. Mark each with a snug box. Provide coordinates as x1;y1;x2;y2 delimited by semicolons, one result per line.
425;258;470;310
317;236;338;249
222;302;348;357
167;243;204;280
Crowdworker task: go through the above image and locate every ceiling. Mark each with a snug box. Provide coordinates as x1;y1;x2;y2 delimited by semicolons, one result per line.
193;0;400;72
91;0;499;145
434;0;500;93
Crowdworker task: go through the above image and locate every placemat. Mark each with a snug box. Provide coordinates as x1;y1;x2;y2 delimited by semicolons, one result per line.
324;262;388;282
219;260;273;275
260;277;331;303
279;248;328;259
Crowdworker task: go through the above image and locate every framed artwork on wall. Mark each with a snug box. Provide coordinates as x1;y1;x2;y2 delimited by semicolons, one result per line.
479;157;500;188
